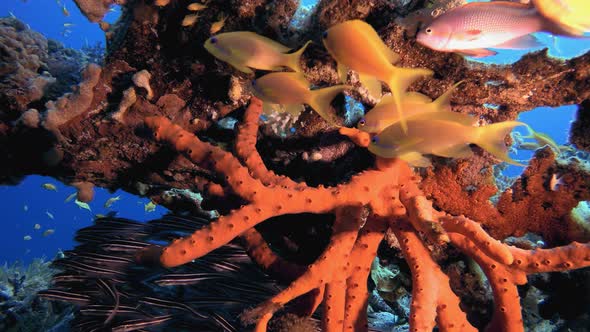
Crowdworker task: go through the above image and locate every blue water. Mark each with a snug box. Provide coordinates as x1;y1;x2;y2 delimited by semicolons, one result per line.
0;0;588;265
1;0;120;49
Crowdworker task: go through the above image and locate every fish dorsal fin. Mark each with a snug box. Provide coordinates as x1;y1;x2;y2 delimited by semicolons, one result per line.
248;32;292;53
403;91;432;104
462;1;530;10
359;73;382;100
430;81;463;112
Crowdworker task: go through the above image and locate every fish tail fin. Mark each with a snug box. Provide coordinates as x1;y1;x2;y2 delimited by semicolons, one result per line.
286;40;312;73
387;66;434;133
476;121;526;165
537;11;587;37
308;85;350;125
431;80;464;112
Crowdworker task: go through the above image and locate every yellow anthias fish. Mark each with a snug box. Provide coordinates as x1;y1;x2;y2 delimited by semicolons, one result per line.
75;199;92;212
521;125;560;154
61;4;70;17
42;183;58;191
251;72;350;125
187;3;207;11
368;111;526;167
182;14;200;27
145;201;156;212
204;32;311;73
210;15;227;34
34;223;41;230
532;0;590;36
358;81;464;133
24;235;32;241
64;192;77;203
43;229;55;237
104;195;121;208
322;20;434;132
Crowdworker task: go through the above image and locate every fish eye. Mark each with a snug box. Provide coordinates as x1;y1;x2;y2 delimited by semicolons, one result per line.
322;31;328;39
210;37;218;44
425;28;433;34
251;79;256;86
371;136;378;144
359;119;366;126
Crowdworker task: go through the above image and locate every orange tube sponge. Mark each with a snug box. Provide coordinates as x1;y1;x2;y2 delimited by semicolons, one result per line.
140;98;590;332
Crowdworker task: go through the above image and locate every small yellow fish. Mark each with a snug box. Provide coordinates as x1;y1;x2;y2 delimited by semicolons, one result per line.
104;195;121;208
251;72;350;125
368;111;525;167
187;3;207;11
63;23;75;27
75;199;92;211
182;14;200;27
61;4;70;17
64;192;77;203
43;229;55;237
210;15;227;34
323;20;433;133
521;127;560;154
46;211;55;219
95;214;106;219
145;201;156;213
23;235;32;241
34;223;41;230
42;183;58;191
358;81;463;133
204;32;310;73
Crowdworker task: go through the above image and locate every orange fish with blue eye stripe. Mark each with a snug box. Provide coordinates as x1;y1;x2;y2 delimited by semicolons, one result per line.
251;72;350;125
368;111;526;167
204;32;311;73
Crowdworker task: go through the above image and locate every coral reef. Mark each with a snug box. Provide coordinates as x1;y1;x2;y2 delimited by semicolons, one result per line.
0;0;589;331
0;257;73;331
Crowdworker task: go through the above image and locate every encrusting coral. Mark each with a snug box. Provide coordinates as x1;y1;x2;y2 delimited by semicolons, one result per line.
137;98;590;331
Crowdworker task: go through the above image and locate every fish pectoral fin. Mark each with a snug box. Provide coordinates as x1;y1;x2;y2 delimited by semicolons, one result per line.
492;35;543;50
457;48;497;58
262;103;281;115
337;62;349;83
433;145;474;159
359;73;382;100
399;152;432;168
